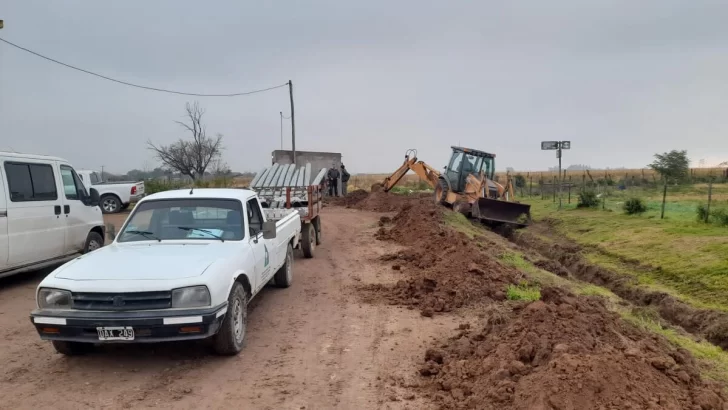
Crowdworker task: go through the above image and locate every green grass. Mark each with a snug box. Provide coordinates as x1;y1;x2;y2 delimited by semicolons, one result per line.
506;282;542;301
524;184;728;311
443;210;483;239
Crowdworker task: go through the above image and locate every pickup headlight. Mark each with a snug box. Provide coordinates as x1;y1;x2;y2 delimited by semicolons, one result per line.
38;288;72;310
172;286;211;308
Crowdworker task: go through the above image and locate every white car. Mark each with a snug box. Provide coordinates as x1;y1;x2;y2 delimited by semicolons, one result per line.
30;188;302;356
77;170;145;214
0;151;105;279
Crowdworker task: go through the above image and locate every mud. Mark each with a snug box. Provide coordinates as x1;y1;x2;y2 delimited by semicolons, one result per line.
515;226;728;350
341;191;727;409
418;287;727;409
361;199;523;315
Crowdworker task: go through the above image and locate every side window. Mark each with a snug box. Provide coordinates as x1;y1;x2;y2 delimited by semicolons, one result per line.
90;172;100;184
246;198;263;236
60;166;88;200
4;162;58;202
448;152;464;173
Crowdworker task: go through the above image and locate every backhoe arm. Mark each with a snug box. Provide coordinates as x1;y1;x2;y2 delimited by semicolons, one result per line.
382;151;441;192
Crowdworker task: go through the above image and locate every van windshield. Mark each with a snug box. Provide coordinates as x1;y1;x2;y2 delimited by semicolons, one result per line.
117;198;244;242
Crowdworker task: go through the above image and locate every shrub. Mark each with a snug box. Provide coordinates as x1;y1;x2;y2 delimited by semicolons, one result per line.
514;174;526;188
696;204;728;226
623;198;647;215
506;283;541;302
577;190;600;208
696;204;709;222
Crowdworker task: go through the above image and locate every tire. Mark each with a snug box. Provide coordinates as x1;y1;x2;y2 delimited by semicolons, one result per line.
120;203;130;211
274;244;293;288
435;178;449;204
83;232;104;254
100;195;121;214
301;223;316;259
213;282;248;356
52;340;92;356
313;217;322;245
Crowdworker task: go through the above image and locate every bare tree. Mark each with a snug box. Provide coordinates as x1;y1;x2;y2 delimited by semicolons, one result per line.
148;102;223;181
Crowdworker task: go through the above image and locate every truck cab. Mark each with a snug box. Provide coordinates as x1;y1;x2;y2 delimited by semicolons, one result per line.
0;152;105;279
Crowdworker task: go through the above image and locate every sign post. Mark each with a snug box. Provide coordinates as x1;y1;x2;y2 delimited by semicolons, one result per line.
541;141;571;210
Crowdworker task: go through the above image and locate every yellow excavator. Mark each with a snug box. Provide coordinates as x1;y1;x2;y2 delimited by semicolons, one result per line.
379;147;532;227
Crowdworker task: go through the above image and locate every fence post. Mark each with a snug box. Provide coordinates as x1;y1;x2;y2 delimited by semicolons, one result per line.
552;178;556;202
529;176;533;198
660;180;667;219
705;179;713;223
541;176;544;200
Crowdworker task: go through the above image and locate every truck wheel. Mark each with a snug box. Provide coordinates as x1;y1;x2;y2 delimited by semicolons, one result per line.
100;195;121;214
301;223;316;259
83;232;104;253
213;282;248;355
435;179;449;205
52;341;92;356
313;217;322;245
274;244;293;288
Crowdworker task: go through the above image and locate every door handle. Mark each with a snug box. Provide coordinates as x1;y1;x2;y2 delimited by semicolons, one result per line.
64;205;70;214
54;205;61;215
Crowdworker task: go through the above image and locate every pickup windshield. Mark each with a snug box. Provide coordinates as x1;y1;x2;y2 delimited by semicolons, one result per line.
117;198;244;242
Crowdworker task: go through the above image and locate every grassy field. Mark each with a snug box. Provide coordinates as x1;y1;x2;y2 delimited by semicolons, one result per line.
496;167;727;183
523;183;728;311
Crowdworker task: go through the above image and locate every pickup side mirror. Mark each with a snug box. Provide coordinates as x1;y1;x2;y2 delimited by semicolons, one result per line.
106;223;116;241
262;221;276;239
89;188;100;207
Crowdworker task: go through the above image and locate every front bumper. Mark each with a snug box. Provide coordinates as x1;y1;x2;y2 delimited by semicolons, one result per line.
30;304;227;343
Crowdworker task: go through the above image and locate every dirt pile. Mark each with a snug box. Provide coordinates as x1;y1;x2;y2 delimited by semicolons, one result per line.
362;199;524;315
417;287;727;410
515;227;728;350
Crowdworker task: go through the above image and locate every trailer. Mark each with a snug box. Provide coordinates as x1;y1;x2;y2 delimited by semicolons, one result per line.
249;164;326;258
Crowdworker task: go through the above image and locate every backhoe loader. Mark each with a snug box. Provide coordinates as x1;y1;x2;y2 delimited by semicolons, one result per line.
380;147;532;227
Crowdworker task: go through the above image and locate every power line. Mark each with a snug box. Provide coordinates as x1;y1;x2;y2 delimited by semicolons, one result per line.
0;36;288;97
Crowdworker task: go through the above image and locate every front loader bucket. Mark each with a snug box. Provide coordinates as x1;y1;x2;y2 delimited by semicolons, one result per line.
473;198;532;227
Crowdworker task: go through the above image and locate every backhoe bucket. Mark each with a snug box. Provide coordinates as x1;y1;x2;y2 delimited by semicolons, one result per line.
473;198;532;227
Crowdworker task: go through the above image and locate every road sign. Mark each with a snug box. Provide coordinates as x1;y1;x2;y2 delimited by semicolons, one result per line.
541;141;559;150
560;141;571;149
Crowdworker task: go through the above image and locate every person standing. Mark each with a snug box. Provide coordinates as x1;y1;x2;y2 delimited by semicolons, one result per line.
327;165;340;197
340;164;350;196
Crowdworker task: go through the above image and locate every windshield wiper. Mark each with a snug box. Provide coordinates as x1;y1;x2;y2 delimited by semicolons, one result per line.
177;227;225;242
125;230;161;242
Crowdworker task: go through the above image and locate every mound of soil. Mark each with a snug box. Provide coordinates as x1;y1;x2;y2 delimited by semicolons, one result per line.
516;229;728;350
418;287;727;409
361;199;523;315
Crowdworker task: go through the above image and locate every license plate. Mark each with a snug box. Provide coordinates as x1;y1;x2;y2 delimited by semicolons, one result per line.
96;327;135;341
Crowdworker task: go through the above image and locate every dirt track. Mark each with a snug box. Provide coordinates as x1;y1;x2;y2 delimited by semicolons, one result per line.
0;208;453;409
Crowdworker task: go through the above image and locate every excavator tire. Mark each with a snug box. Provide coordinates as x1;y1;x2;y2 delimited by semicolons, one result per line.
434;179;449;205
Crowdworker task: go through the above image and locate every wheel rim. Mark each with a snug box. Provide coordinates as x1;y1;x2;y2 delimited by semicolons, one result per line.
232;298;245;342
102;198;117;212
286;248;293;283
87;240;101;251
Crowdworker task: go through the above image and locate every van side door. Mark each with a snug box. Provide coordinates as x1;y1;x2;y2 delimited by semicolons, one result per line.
0;165;8;269
3;160;65;266
60;164;101;254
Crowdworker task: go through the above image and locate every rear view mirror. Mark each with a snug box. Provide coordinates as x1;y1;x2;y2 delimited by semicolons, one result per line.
262;221;276;239
89;188;100;207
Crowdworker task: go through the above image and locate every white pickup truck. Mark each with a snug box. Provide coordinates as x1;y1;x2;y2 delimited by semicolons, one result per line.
77;170;145;214
30;188;302;356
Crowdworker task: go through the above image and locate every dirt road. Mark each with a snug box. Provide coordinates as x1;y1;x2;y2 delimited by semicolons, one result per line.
0;208;454;409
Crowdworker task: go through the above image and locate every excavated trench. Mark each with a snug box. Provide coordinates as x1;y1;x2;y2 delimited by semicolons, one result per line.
339;190;727;410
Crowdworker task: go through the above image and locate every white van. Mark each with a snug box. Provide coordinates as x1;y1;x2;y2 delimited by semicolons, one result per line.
0;152;105;279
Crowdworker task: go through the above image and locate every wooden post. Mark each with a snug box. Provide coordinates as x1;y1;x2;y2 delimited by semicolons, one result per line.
706;179;713;223
660;180;667;219
288;80;297;165
529;176;533;197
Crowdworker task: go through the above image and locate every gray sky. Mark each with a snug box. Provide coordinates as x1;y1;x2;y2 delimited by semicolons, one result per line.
2;0;727;174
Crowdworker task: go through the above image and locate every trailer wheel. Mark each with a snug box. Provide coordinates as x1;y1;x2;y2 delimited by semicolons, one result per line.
301;223;316;258
313;216;322;245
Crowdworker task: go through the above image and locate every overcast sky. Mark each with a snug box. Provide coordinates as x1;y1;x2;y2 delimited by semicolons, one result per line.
1;1;727;174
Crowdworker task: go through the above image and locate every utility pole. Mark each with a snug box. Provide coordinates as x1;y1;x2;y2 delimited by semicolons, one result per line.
101;165;105;181
557;146;562;209
279;111;283;150
288;80;296;165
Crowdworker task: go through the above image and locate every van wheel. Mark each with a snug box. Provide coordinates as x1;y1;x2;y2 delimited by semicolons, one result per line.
100;195;121;214
274;244;293;288
83;232;104;253
213;283;247;355
52;341;92;356
301;223;316;259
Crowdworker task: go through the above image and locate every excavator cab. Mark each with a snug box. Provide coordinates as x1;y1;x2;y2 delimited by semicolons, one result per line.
444;146;495;192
